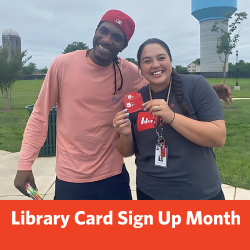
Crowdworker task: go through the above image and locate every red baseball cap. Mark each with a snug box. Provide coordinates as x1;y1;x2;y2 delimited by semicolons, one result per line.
100;10;135;42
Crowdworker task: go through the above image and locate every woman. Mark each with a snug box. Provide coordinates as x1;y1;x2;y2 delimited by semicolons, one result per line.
113;38;226;200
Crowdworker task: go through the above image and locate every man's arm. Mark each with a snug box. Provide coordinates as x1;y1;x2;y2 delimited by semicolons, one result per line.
14;58;60;196
212;82;233;105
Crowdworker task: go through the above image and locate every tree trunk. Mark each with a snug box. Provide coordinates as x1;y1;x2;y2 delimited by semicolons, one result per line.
10;86;12;106
1;87;12;111
223;60;227;84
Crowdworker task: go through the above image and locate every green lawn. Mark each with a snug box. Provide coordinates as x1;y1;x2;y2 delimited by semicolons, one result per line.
0;78;250;189
0;80;43;152
214;100;250;190
0;79;43;110
207;78;250;98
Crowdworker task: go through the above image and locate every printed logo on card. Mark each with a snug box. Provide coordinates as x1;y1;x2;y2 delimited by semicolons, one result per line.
137;112;158;131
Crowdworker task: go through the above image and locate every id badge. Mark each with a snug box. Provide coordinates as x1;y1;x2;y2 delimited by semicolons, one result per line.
155;144;168;168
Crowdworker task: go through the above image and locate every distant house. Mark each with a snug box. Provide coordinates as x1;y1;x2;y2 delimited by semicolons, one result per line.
187;62;200;73
32;73;46;80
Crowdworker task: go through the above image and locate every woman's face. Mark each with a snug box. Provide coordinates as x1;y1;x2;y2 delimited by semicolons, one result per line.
140;43;172;87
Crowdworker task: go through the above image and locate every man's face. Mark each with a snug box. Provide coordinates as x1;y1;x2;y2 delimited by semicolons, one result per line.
92;22;127;65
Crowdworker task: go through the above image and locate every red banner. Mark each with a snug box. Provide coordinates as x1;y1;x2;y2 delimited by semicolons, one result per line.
1;201;249;249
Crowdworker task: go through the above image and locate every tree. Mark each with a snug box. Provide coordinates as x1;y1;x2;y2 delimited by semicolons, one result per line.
125;58;138;66
228;60;250;78
228;62;236;77
236;60;250;78
211;12;248;83
0;48;31;110
193;58;200;65
39;67;48;74
22;62;37;76
63;42;89;54
175;65;188;74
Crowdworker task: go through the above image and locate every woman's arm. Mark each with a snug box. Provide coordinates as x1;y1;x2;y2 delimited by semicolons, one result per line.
171;113;226;147
113;110;135;157
116;134;134;157
144;100;226;148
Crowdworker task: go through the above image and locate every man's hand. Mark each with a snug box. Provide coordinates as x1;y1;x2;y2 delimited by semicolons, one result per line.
212;82;233;105
14;170;37;196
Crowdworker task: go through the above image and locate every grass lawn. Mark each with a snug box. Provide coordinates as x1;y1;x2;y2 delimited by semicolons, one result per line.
0;80;43;152
207;78;250;98
0;78;250;189
214;100;250;190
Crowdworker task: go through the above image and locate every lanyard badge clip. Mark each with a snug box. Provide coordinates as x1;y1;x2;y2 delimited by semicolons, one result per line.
155;137;167;168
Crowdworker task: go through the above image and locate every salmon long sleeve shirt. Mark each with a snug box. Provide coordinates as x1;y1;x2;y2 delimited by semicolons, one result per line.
18;50;147;183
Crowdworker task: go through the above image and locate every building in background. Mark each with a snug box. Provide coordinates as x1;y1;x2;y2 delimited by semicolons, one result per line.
187;62;200;73
191;0;237;77
2;28;21;54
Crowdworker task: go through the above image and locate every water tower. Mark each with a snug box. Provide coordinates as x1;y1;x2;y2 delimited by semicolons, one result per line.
192;0;237;77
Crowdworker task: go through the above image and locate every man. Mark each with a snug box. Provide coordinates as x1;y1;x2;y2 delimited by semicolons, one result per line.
14;10;232;200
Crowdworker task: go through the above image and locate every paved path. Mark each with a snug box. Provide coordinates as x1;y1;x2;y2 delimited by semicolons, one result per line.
232;98;250;100
0;150;249;200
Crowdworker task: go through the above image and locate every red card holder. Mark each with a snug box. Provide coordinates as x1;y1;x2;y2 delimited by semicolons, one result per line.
123;92;144;113
124;91;138;101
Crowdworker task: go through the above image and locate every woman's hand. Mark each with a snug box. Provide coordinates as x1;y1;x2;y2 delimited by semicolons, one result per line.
143;99;174;124
113;109;132;136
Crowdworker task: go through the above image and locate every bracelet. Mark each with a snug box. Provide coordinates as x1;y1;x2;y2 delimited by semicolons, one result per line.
168;112;175;125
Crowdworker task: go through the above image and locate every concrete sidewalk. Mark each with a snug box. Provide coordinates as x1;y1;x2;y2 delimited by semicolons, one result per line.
1;150;250;200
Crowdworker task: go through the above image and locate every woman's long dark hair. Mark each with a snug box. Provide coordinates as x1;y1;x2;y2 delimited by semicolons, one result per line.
137;38;190;116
